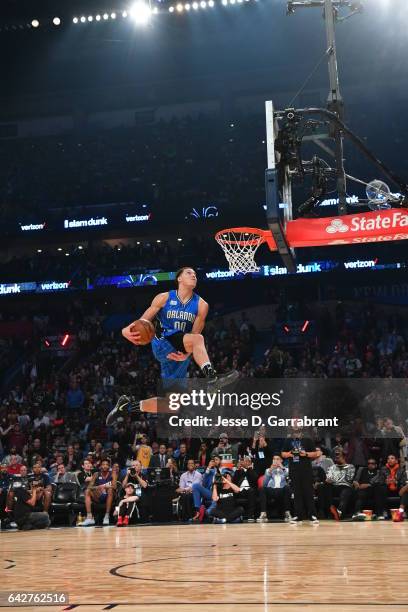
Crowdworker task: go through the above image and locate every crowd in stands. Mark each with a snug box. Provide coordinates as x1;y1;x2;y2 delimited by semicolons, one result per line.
2;238;225;283
0;114;266;226
1;299;408;529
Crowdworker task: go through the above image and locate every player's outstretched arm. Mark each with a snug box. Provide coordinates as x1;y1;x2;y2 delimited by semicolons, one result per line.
122;292;169;345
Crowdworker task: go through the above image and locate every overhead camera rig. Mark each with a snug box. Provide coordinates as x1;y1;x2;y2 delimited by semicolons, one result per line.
264;0;408;272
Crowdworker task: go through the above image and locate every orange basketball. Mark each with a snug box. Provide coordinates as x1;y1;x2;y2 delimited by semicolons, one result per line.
130;319;155;345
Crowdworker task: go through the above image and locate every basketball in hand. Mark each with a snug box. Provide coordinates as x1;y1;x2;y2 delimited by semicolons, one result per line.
130;319;155;345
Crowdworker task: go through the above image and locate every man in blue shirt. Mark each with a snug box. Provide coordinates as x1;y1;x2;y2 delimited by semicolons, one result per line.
257;455;292;523
66;382;85;411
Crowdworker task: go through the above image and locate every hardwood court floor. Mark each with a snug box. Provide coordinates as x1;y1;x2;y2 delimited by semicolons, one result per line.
1;522;408;611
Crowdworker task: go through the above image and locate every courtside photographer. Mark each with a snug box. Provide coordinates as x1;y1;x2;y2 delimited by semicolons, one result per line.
12;475;50;531
209;470;244;524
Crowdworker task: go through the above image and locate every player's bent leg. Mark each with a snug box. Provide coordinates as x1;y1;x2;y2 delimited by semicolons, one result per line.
182;333;238;388
182;333;208;367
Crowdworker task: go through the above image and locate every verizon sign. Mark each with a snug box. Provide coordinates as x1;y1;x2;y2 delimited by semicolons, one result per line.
20;222;46;231
286;209;408;248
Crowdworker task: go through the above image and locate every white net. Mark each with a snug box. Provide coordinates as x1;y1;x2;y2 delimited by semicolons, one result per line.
215;229;265;274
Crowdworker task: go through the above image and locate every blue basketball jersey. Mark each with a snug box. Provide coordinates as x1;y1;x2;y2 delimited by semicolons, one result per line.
156;289;200;338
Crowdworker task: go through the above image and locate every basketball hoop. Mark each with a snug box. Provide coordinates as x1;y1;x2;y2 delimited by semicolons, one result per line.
215;227;274;274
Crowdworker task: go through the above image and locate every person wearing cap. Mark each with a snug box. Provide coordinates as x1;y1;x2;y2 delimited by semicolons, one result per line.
116;483;140;527
211;433;232;457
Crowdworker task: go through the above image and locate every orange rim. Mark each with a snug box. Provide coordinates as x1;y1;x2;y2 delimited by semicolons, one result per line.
215;227;271;247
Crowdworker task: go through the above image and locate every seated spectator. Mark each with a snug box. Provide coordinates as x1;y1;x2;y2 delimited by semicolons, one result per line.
31;462;52;513
12;483;50;531
196;441;211;468
6;454;22;475
232;456;258;522
352;458;383;520
377;454;408;520
26;438;47;467
82;459;118;526
76;459;96;490
175;442;190;472
149;443;171;468
176;459;203;520
64;445;81;471
312;446;334;473
52;464;78;485
49;454;65;479
166;458;180;487
380;418;406;466
257;455;291;523
211;433;233;458
325;449;356;520
3;447;23;466
209;471;244;524
191;456;222;521
116;483;139;527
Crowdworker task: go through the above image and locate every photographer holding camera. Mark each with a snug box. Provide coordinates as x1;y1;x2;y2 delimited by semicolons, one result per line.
209;470;244;524
122;460;150;520
12;480;51;531
282;426;320;524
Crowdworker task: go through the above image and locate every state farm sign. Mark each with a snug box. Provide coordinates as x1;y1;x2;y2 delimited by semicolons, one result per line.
286;209;408;248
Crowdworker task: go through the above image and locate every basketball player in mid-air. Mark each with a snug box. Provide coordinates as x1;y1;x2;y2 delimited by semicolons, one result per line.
106;267;238;424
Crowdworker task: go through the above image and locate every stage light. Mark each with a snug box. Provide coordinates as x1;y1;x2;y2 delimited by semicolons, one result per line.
111;12;117;19
153;7;159;14
31;19;40;28
57;247;62;251
130;3;152;25
169;6;175;11
200;1;207;7
96;14;101;21
222;0;228;5
44;339;51;348
65;252;70;256
177;237;183;241
78;245;83;250
185;3;191;9
61;334;70;347
192;2;199;9
53;17;61;26
80;16;86;23
103;13;109;20
73;17;79;23
88;15;93;22
177;3;184;11
122;10;128;17
208;0;214;6
37;249;42;253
